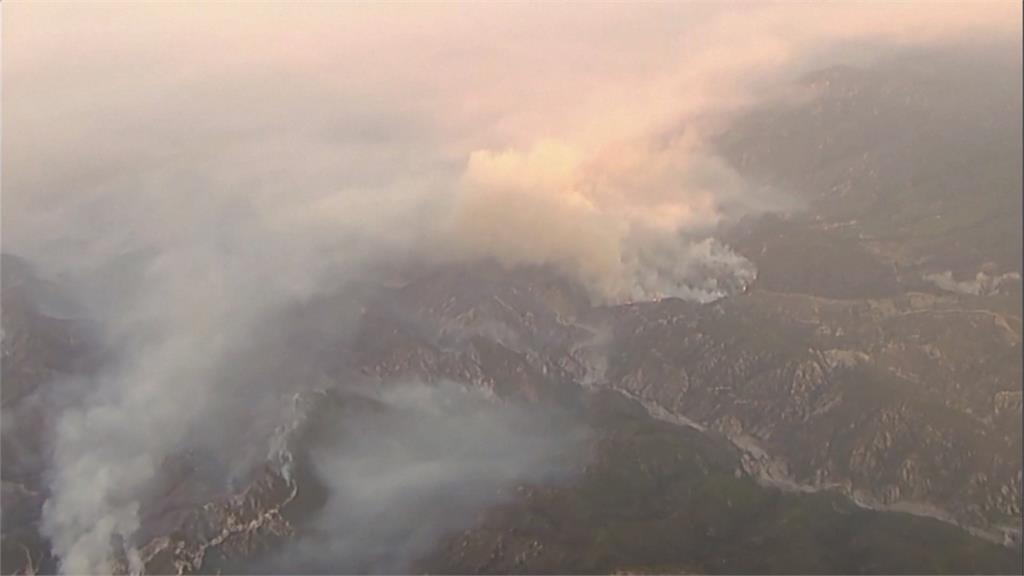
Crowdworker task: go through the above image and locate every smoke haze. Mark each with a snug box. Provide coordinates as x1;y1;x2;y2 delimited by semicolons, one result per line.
2;2;1020;572
259;381;585;574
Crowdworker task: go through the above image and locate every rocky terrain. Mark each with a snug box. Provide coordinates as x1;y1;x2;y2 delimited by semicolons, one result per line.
2;45;1021;574
5;249;1022;574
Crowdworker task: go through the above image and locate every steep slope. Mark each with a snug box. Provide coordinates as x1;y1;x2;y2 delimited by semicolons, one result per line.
422;390;1018;575
717;44;1022;276
601;290;1021;543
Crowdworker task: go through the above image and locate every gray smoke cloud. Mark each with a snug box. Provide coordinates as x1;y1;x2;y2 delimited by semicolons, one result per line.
2;3;1019;573
259;380;585;574
923;270;1022;297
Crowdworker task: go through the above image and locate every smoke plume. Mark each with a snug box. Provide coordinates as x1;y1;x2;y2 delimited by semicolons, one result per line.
259;381;585;574
2;2;1019;572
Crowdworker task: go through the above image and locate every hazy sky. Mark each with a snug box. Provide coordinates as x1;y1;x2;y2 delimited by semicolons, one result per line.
5;3;1021;300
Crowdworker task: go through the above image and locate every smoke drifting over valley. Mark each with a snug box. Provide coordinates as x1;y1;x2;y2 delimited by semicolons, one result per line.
257;381;585;574
2;2;1021;573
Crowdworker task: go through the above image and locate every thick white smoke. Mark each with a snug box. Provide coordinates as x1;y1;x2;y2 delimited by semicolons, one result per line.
2;2;1019;572
441;136;769;302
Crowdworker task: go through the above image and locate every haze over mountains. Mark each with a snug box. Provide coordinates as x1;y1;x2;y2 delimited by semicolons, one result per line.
2;3;1022;574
